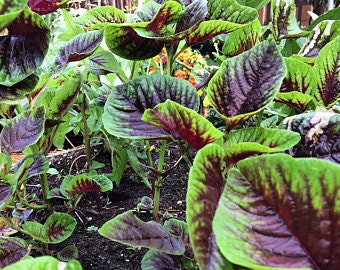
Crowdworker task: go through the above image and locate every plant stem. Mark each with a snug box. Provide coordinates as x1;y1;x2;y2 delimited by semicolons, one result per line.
256;109;264;127
81;92;91;171
153;140;166;222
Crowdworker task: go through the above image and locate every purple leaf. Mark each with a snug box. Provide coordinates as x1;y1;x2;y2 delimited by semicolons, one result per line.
99;211;185;255
0;237;28;267
14;154;49;179
56;29;104;69
0;184;11;210
28;0;68;15
141;250;183;270
0;107;45;155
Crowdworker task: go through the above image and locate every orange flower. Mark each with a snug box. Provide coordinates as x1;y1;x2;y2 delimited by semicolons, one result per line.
189;76;197;87
174;69;187;79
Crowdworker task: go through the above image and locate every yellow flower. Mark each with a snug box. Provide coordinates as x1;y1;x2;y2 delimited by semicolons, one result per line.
203;96;211;107
197;89;203;96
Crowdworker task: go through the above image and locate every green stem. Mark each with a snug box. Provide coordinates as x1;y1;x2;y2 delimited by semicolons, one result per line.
144;140;153;168
153;140;166;222
256;109;264;127
81;93;91;171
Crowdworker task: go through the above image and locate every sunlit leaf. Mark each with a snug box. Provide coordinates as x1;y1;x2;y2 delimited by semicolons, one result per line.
276;91;314;111
22;212;77;244
99;211;185;255
58;9;84;41
0;107;45;155
207;41;286;131
103;75;199;139
143;100;224;150
0;0;27;31
187;144;230;269
236;0;270;9
213;154;340;269
284;111;340;164
308;7;340;30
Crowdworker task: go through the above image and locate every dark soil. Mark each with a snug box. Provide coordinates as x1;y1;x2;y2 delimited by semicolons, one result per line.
28;143;190;270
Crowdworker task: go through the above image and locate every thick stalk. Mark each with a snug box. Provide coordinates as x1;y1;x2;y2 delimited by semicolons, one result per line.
81;93;91;171
153;140;166;222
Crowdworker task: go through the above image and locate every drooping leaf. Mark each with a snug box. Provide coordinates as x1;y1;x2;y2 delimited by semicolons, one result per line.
57;245;79;261
0;0;27;32
308;7;340;30
272;0;301;39
313;36;340;107
58;9;84;41
207;41;286;131
56;29;104;69
141;250;183;270
280;57;318;97
163;219;188;243
213;154;340;269
2;256;82;270
22;212;77;244
35;71;81;119
0;7;50;87
0;74;39;103
104;24;164;60
187;144;229;269
284;112;340;163
142;100;224;150
146;0;183;34
0;236;28;267
0;107;45;155
14;154;49;179
60;174;113;198
300;20;340;58
103;75;199;139
74;6;126;30
186;0;257;46
276;91;314;111
98;211;185;255
222;19;261;57
27;0;68;15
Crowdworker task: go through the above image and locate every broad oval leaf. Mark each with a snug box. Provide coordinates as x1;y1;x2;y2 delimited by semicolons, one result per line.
22;212;77;244
284;112;340;163
0;7;50;86
61;174;113;197
56;29;104;69
74;6;126;30
313;36;340;107
103;75;199;139
0;236;28;267
207;41;286;131
98;211;185;255
213;154;340;269
141;250;183;270
27;0;68;15
57;245;79;261
142;100;224;150
0;107;45;155
187;144;229;269
276;91;314;111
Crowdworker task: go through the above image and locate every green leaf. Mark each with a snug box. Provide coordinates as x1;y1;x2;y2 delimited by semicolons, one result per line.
56;29;104;69
0;7;50;86
35;71;82;119
0;0;27;31
104;24;164;60
57;245;79;261
111;145;128;186
222;19;261;57
142;100;224;150
187;144;230;269
74;6;126;30
86;51;122;75
236;0;270;9
308;7;340;30
213;154;340;269
300;20;340;58
58;9;84;41
0;236;28;267
207;41;286;131
276;91;314;111
141;250;182;270
272;0;301;39
313;36;340;107
0;107;45;155
99;211;185;255
2;256;82;270
22;212;76;244
284;111;340;163
103;75;199;139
